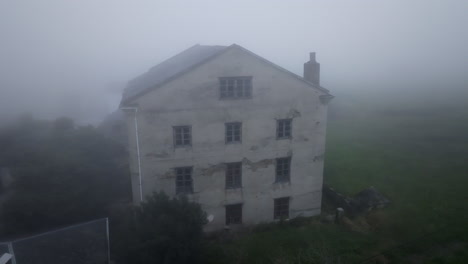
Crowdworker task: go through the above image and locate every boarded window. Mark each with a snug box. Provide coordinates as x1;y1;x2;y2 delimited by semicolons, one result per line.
225;162;242;189
225;122;242;143
274;197;290;219
226;204;242;225
219;77;252;99
175;167;193;194
277;119;292;139
275;157;291;182
173;126;191;147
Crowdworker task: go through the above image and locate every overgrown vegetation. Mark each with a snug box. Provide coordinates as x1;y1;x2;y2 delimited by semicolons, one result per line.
0;116;131;236
112;192;207;264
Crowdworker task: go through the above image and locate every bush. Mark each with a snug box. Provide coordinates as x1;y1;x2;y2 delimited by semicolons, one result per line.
124;192;207;264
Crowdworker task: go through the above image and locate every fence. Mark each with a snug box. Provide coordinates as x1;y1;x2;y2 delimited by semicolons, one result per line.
0;218;109;264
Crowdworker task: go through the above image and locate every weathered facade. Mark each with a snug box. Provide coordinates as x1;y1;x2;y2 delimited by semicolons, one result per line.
120;44;333;231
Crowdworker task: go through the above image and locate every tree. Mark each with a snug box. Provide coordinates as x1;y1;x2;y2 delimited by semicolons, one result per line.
0;117;131;236
123;192;207;264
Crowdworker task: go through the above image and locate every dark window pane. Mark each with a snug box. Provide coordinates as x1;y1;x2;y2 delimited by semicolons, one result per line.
226;123;242;143
226;162;242;189
274;197;290;219
174;126;191;147
226;204;242;225
275;157;291;182
219;77;252;99
175;167;193;194
277;119;292;139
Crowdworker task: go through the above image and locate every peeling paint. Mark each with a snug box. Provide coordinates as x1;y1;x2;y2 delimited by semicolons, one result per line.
146;151;169;158
242;157;274;171
287;108;301;118
199;163;226;176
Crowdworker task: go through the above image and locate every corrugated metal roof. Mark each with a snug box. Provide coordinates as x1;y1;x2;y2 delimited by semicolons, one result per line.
121;44;228;103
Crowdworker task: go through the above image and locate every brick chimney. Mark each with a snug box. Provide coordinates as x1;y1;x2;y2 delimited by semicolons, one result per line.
303;52;320;86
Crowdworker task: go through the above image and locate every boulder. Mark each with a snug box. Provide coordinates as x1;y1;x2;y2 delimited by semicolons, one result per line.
354;186;390;212
323;185;390;216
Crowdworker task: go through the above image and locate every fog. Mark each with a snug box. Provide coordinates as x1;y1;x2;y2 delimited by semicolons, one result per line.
1;0;467;124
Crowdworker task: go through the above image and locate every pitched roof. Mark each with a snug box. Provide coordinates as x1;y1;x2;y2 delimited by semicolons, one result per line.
121;44;330;105
121;44;228;104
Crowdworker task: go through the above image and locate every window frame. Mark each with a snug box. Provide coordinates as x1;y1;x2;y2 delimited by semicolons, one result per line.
219;76;253;100
225;203;243;225
225;122;242;144
275;157;291;183
173;125;192;147
175;166;193;195
225;162;242;189
276;119;292;139
274;197;290;220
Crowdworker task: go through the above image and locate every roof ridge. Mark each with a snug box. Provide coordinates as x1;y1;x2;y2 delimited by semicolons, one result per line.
120;44;330;106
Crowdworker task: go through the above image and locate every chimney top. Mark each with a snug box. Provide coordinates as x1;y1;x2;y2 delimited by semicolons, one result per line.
304;52;320;85
309;52;316;62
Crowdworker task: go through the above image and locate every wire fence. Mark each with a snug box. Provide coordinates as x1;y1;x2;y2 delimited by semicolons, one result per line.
0;218;109;264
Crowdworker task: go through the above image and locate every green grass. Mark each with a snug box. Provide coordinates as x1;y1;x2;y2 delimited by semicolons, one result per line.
203;89;468;263
324;91;468;262
203;219;379;264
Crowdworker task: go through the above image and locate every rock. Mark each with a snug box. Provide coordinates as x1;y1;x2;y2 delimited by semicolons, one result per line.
323;185;390;217
323;185;361;216
354;187;390;212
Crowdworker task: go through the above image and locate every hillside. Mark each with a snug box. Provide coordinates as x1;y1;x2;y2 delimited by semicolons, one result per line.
203;86;468;263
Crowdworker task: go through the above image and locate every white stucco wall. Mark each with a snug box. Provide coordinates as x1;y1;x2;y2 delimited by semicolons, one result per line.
124;46;330;231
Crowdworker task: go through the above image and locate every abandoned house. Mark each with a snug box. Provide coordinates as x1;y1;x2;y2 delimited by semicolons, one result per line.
120;44;333;231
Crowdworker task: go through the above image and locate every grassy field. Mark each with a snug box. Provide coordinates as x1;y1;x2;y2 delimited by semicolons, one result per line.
203;87;468;263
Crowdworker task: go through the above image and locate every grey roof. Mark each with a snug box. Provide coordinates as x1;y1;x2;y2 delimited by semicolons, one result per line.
121;44;331;105
121;44;228;104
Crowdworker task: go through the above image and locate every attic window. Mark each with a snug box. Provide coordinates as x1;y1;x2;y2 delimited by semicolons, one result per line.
219;77;252;99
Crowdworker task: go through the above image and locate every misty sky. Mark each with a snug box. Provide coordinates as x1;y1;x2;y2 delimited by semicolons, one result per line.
1;0;467;124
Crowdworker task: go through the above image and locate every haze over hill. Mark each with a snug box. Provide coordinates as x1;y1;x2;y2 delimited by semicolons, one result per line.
1;0;467;125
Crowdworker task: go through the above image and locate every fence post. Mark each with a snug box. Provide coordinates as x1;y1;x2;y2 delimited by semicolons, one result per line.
106;218;111;264
7;242;16;264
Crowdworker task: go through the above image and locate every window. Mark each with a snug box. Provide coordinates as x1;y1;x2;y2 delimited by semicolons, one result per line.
225;162;242;189
225;122;242;143
275;157;291;182
226;204;242;225
277;119;292;139
274;197;290;219
173;126;191;147
175;167;193;194
219;77;252;99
